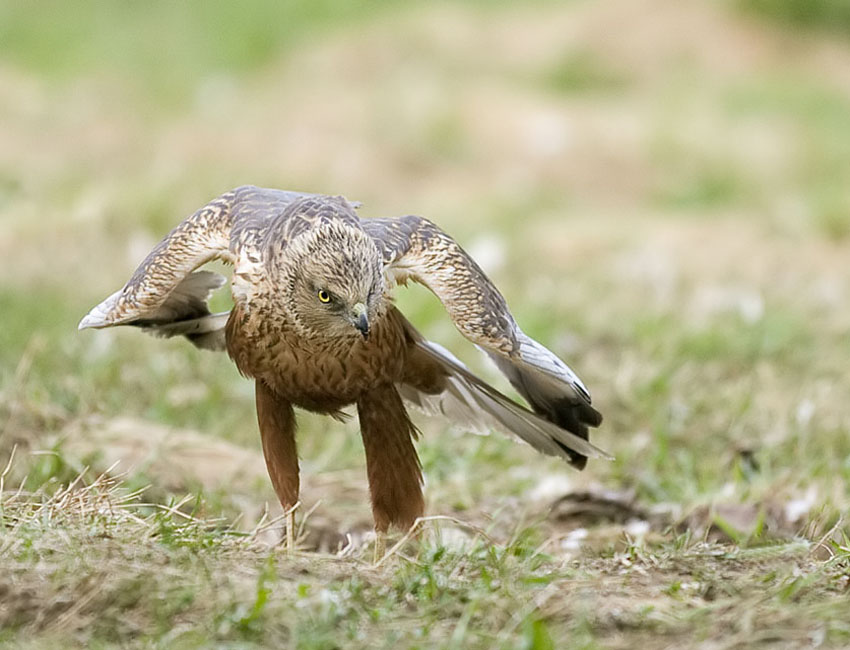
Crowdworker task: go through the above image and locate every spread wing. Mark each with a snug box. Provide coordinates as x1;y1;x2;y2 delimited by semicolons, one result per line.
78;186;316;349
362;215;605;468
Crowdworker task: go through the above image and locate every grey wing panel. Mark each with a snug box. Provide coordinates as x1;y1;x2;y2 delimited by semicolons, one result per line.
398;336;611;465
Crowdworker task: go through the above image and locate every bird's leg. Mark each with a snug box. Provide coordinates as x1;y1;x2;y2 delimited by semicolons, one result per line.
357;384;424;564
255;379;300;553
373;528;387;564
287;511;295;553
283;502;298;554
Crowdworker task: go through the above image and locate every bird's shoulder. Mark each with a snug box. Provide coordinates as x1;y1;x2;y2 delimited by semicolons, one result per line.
227;186;362;256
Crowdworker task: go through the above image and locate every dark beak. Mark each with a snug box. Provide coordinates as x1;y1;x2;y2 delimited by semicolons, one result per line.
355;312;370;340
350;302;370;340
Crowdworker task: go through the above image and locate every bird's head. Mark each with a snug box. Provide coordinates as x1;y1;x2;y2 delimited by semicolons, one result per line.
276;220;386;344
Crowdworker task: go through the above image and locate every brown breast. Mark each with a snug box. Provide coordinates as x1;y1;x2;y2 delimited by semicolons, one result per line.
226;304;408;413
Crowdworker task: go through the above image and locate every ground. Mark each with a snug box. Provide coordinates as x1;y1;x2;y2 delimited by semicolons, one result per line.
1;0;849;648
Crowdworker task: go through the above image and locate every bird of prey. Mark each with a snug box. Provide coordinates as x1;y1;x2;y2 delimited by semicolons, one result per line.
80;185;608;558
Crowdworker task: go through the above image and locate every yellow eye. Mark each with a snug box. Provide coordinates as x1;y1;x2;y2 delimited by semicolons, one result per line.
317;289;331;303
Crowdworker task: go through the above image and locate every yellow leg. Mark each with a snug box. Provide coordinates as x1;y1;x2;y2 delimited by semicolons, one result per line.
286;508;297;553
373;530;386;564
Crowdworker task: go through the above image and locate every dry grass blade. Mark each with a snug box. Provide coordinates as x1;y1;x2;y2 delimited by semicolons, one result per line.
810;515;845;560
0;444;17;496
375;514;495;568
247;500;303;542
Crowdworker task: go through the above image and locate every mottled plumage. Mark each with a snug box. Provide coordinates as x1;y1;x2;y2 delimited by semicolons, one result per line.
80;185;608;553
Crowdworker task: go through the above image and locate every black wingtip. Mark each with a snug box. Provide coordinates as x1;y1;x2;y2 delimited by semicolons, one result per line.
570;454;589;471
578;402;603;428
539;398;603;470
551;435;590;469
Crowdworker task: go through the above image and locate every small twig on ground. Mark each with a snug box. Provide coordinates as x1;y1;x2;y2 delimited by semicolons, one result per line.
296;500;321;547
248;503;271;539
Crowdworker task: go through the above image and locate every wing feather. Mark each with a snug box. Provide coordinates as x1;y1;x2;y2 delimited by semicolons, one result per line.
397;326;611;463
79;192;237;330
78;186;317;348
365;215;604;467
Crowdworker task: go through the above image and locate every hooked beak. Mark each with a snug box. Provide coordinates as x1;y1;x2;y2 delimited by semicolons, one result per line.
350;303;370;340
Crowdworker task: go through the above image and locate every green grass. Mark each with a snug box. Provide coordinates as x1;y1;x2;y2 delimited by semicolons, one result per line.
3;0;850;647
738;0;850;37
543;51;630;95
0;0;392;107
3;476;849;648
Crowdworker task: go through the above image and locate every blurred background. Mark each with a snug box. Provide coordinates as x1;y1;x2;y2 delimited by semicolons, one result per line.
2;0;850;546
